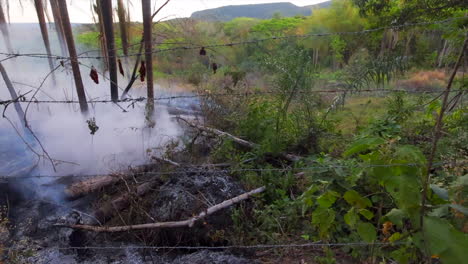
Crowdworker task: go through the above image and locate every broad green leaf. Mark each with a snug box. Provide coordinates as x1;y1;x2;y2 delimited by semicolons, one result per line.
312;207;336;238
343;190;372;209
430;184;449;200
344;137;385;157
394;145;426;164
359;209;374;220
428;205;449;217
421;216;468;264
388;232;402;243
344;208;359;227
390;248;411;264
449;204;468;216
385;209;406;228
316;191;340;208
357;222;377;243
381;167;421;213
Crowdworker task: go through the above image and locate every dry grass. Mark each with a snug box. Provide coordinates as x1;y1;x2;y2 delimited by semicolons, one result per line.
397;70;447;91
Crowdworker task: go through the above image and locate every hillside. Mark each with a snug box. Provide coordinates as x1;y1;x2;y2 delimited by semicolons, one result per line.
190;1;331;21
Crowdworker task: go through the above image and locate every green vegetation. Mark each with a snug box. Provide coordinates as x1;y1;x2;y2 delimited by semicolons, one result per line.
76;1;467;262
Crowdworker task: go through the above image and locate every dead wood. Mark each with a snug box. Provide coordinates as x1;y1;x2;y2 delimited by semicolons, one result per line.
151;156;181;167
92;179;162;224
176;117;302;162
64;163;160;200
58;186;265;232
0;62;26;126
65;173;123;200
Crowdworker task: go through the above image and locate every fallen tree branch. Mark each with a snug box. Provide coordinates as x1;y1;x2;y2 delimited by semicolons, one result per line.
58;186;265;232
176;117;301;162
92;179;162;224
151;156;181;167
64;163;159;200
65;173;124;200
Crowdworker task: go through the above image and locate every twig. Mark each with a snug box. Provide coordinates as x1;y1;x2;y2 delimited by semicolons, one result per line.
177;117;302;162
57;186;265;232
22;64;62;172
150;0;171;20
420;33;468;258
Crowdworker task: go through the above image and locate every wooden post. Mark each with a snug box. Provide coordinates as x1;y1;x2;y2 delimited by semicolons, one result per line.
100;0;118;102
142;0;154;111
57;0;88;113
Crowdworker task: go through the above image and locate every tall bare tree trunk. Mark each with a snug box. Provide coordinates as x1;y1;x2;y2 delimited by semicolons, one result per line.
34;0;55;80
57;0;88;113
0;62;25;126
0;1;13;53
117;0;129;56
94;1;109;72
142;0;154;111
50;0;67;56
100;0;118;101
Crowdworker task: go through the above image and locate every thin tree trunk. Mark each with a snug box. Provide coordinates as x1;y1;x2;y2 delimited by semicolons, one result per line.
34;0;56;81
379;30;388;58
57;0;88;113
49;0;67;56
142;0;154;111
438;40;448;68
117;0;129;56
121;38;143;99
404;31;413;57
0;62;25;126
0;1;13;53
100;0;118;101
94;1;109;72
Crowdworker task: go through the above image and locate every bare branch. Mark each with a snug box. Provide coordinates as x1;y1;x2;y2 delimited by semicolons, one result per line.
57;186;265;232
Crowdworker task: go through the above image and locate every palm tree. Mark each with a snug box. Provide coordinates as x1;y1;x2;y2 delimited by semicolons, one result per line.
57;0;88;113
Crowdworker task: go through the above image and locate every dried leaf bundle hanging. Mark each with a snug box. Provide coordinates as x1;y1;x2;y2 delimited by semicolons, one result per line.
118;59;125;76
90;66;99;84
139;61;146;82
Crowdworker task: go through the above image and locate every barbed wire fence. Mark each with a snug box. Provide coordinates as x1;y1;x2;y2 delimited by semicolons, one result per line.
5;241;405;251
0;16;465;177
0;17;464;62
1;161;460;180
0;16;466;256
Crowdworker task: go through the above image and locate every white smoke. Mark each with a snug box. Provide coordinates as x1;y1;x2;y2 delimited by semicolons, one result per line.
0;24;192;200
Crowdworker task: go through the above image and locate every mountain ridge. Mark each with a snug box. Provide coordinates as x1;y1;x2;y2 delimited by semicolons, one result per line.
190;1;332;21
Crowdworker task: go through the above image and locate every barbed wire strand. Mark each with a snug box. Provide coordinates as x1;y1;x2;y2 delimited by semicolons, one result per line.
1;89;465;106
1;161;461;179
0;18;464;61
5;241;404;251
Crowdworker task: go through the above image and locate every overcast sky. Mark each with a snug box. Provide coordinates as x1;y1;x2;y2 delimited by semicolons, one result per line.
8;0;328;23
